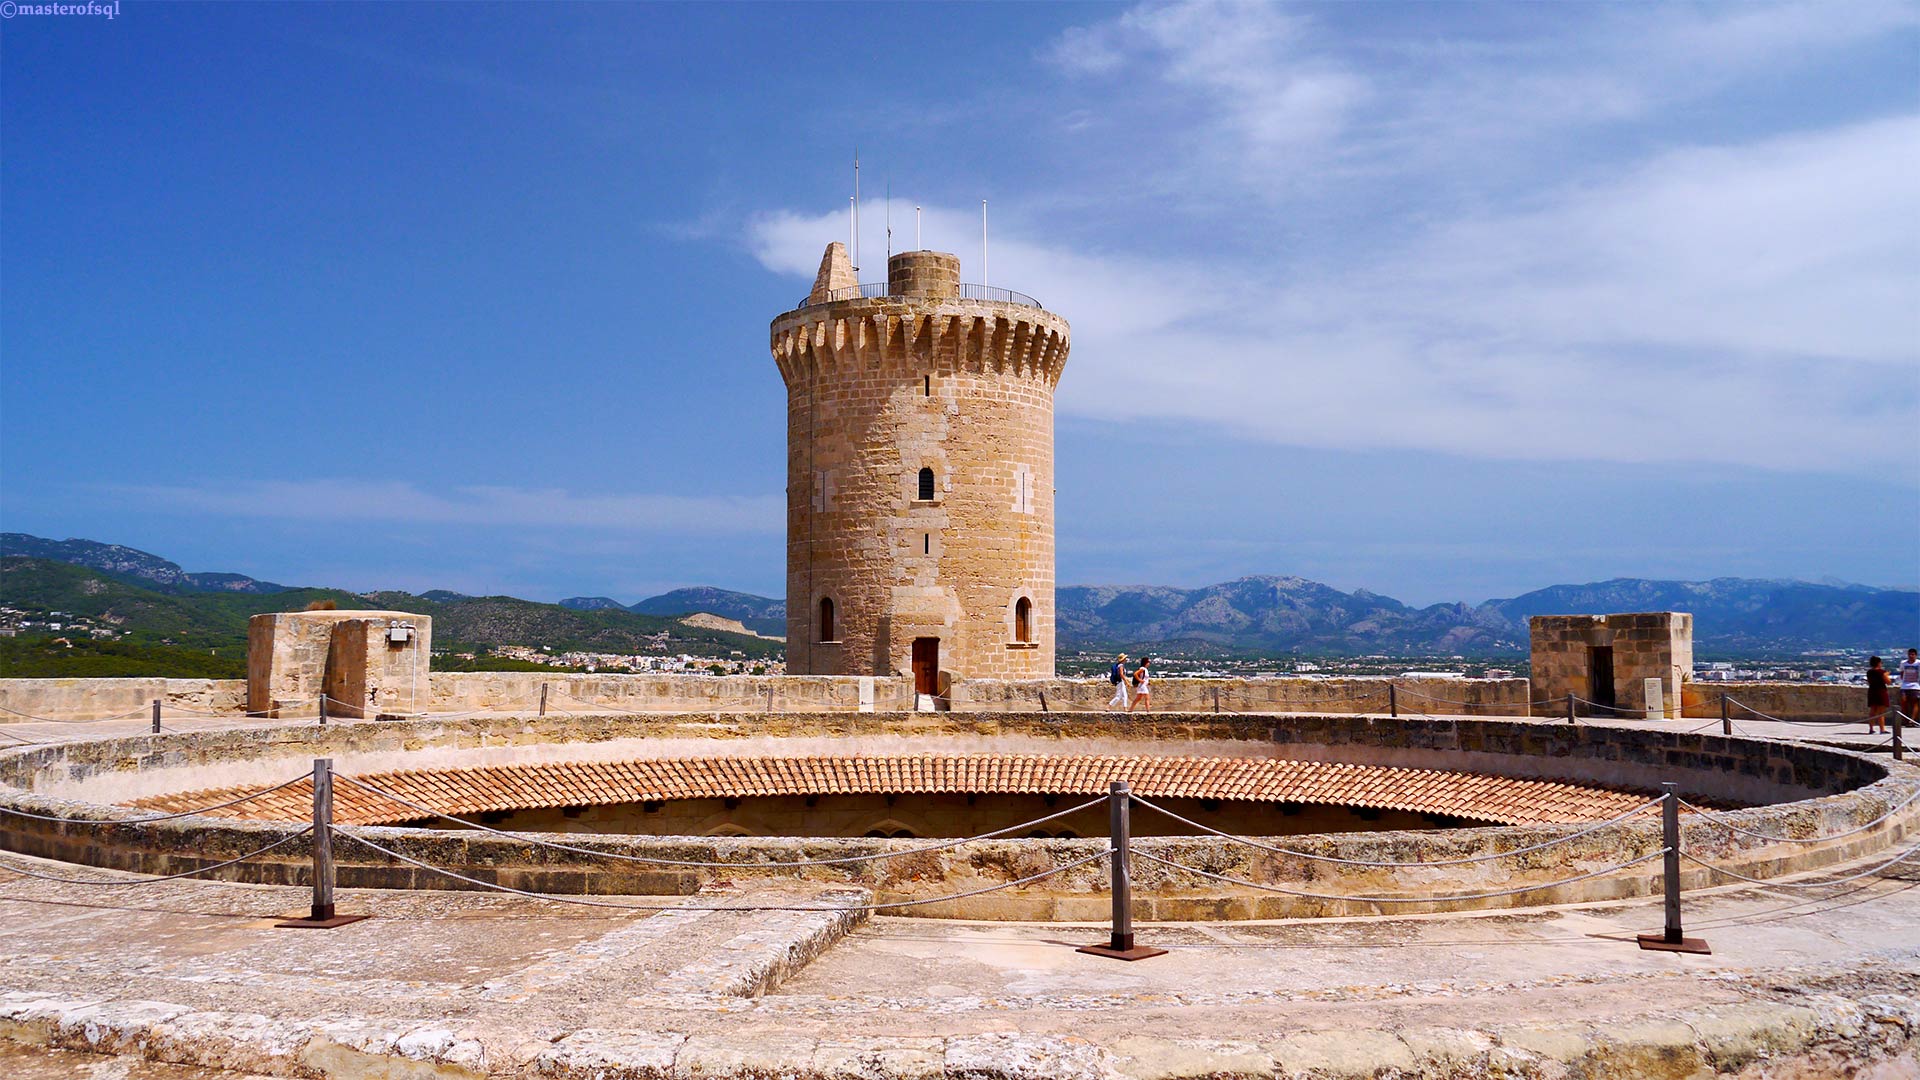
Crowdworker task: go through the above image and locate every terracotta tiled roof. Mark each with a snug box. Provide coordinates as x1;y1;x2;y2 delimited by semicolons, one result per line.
126;754;1648;827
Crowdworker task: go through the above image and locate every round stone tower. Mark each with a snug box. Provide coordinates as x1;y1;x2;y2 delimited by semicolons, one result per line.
771;243;1070;693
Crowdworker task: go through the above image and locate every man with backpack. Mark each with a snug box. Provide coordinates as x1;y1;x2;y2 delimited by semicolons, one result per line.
1107;653;1131;710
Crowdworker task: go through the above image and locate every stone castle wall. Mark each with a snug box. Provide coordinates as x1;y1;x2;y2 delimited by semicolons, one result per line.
772;247;1069;683
954;676;1534;715
0;672;1868;723
0;678;246;722
425;671;916;714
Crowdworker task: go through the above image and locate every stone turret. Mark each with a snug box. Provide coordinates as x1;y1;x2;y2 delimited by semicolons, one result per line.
771;247;1070;694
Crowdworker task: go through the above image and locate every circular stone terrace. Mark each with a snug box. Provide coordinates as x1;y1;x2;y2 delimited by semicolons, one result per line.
2;711;1913;921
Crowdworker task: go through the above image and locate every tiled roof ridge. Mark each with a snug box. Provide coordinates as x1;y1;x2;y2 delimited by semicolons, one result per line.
124;752;1649;828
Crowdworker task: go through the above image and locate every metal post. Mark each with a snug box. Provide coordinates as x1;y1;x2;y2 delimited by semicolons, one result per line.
1567;693;1576;724
275;758;366;928
1638;781;1709;953
318;695;328;727
1721;694;1732;736
1078;780;1165;960
1895;707;1906;762
151;698;161;734
1389;684;1398;718
539;683;549;717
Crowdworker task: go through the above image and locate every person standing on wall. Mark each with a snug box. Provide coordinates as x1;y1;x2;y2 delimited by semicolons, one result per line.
1899;649;1920;729
1129;656;1152;713
1867;656;1892;734
1108;653;1131;710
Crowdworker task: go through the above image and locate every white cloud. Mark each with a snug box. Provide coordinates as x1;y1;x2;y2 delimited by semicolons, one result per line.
1047;0;1920;196
747;112;1918;473
1388;115;1920;364
119;481;782;534
1045;0;1365;178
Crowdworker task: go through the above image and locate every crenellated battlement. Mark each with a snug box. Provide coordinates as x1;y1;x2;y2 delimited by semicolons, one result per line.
770;300;1070;388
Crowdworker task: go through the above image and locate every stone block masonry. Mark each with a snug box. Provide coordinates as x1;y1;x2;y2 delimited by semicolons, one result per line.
1529;612;1692;717
773;245;1069;684
0;671;1867;724
247;610;431;718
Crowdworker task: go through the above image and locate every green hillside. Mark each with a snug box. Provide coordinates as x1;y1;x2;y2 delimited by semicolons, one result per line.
0;636;247;678
360;591;782;659
0;557;361;650
0;557;781;677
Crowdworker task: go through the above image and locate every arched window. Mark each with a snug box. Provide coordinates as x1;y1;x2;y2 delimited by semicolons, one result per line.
917;467;936;501
818;596;836;642
1014;596;1033;643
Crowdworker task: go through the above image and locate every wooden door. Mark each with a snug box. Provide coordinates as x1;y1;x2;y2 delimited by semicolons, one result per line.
912;637;939;697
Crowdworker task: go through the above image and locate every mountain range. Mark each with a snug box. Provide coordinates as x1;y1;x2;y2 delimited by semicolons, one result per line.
571;573;1912;655
4;533;1913;657
567;587;788;637
0;533;294;594
0;535;782;672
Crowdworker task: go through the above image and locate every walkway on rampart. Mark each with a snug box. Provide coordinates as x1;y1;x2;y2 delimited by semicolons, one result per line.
0;842;1915;1077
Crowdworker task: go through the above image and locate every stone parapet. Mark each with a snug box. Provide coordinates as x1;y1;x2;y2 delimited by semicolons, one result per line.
0;672;1881;724
426;672;914;713
0;678;245;722
1682;680;1864;723
2;712;1908;920
956;676;1532;715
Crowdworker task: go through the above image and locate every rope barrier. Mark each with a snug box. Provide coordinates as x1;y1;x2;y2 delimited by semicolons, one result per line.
1390;686;1560;710
334;774;1107;868
1130;847;1669;904
332;828;1112;912
1126;793;1661;867
1679;842;1920;889
0;703;154;724
1722;698;1880;738
1568;694;1659;719
0;828;310;886
0;773;312;824
1676;788;1920;845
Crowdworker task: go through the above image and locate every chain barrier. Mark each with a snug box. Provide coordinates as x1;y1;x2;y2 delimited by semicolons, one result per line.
332;774;1103;868
1127;793;1662;868
0;828;310;886
0;773;312;824
332;827;1111;913
1131;847;1670;904
0;703;154;724
1722;698;1884;739
1679;841;1920;889
1676;788;1920;845
1390;686;1561;711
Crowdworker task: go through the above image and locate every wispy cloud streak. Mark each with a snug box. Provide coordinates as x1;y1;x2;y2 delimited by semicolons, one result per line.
119;481;783;534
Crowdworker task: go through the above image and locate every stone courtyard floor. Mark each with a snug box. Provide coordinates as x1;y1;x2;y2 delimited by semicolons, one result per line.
3;708;1916;1075
1;849;1917;1078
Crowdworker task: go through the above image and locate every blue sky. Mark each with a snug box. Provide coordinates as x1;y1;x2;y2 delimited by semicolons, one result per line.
1;2;1915;607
